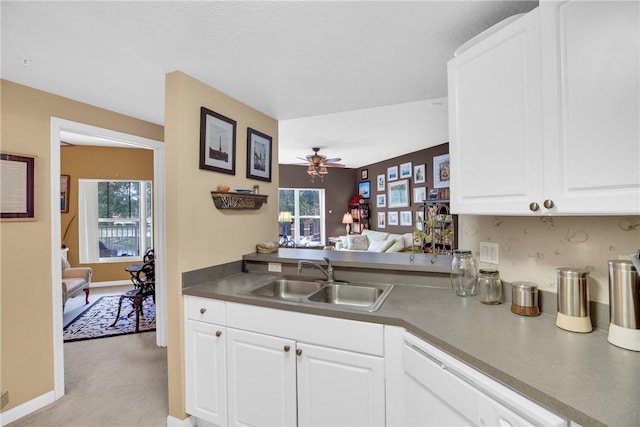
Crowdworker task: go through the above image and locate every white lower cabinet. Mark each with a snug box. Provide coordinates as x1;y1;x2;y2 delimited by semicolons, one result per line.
385;326;566;427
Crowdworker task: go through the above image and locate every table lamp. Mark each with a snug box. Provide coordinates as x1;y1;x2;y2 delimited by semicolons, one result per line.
342;212;353;234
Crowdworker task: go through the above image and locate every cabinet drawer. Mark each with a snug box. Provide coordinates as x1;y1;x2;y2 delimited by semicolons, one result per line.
185;295;225;324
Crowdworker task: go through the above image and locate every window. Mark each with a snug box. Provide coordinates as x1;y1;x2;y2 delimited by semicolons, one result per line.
78;179;152;263
279;188;325;247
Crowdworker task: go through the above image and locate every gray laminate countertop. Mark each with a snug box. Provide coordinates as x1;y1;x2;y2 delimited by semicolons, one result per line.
183;263;639;427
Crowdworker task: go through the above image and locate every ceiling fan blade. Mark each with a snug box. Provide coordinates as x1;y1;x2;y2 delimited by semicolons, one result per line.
324;157;342;163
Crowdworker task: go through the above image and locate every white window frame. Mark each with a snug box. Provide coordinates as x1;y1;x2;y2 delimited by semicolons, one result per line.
78;179;152;264
279;188;326;246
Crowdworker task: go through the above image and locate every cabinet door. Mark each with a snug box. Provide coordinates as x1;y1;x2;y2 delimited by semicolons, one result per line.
184;320;227;425
226;328;297;427
540;1;640;214
448;10;543;215
297;342;385;427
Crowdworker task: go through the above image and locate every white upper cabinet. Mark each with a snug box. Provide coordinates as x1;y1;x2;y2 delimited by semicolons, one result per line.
448;1;639;215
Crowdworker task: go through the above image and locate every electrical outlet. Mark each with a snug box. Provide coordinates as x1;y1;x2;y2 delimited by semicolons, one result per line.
268;262;282;273
479;242;499;264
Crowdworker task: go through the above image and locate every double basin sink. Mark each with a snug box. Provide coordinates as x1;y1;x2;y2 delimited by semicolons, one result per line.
242;277;394;312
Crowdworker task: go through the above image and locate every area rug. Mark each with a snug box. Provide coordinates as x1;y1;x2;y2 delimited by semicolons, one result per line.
63;295;156;342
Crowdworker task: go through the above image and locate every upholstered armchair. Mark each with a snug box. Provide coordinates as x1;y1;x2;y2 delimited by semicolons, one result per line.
62;257;92;309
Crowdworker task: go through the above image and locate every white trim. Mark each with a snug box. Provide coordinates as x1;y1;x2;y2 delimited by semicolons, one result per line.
91;279;130;288
50;118;167;406
0;391;55;426
166;415;198;427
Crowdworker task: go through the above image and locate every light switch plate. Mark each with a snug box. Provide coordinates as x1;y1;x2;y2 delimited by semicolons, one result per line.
268;262;282;272
479;242;499;264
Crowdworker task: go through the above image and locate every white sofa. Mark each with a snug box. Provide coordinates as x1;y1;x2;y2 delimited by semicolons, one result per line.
334;229;420;253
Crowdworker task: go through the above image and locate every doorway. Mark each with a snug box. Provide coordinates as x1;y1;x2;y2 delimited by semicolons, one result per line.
50;118;166;400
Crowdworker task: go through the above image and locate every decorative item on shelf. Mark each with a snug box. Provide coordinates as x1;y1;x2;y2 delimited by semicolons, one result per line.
342;212;354;234
210;191;268;210
216;185;230;192
256;241;279;254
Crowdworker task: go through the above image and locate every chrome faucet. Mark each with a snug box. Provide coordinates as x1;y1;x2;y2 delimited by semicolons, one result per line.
297;257;335;282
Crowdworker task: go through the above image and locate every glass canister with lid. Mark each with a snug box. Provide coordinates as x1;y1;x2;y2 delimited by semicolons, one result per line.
450;250;478;297
477;269;502;304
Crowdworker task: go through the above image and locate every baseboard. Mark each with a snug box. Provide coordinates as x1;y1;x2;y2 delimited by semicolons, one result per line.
0;390;55;426
91;279;130;288
167;415;197;427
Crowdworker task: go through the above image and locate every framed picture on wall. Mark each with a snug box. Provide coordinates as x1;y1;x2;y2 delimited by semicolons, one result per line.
60;175;70;213
388;211;399;226
388;179;409;208
433;154;450;188
1;152;35;220
414;164;426;184
361;169;368;180
376;194;386;208
358;180;371;199
377;174;385;191
416;211;425;231
387;166;398;182
400;211;412;226
400;162;412;179
413;187;426;204
377;212;386;228
199;106;236;175
246;128;272;182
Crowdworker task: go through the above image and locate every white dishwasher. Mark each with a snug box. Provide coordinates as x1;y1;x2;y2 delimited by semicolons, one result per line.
397;330;567;427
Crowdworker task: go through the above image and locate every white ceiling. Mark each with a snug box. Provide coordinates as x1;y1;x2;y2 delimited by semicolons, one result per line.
1;1;537;168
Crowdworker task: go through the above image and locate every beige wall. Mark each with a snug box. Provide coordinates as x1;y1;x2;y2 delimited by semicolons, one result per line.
0;80;163;412
61;145;154;282
164;71;278;418
459;215;640;303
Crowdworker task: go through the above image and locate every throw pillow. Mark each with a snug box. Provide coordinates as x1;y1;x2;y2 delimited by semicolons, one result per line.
385;238;406;253
347;234;369;250
368;238;393;253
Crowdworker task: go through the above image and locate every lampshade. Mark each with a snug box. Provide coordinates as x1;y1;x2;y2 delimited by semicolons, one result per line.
278;211;292;222
342;212;353;224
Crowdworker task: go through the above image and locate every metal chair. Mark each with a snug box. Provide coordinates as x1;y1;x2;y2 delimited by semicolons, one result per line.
110;253;155;332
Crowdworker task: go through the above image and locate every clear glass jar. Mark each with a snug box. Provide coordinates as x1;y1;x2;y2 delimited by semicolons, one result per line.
450;250;478;297
478;269;502;304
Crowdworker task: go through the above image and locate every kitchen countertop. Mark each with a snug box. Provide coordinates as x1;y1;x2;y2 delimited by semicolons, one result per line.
183;262;639;427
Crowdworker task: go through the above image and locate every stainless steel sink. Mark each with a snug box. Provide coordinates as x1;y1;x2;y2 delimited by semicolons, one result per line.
243;278;394;312
247;279;323;300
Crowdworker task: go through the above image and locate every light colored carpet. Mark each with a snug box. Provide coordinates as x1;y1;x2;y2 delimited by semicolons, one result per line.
8;331;168;427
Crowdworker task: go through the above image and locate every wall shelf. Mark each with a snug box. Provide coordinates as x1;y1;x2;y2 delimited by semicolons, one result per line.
210;191;268;210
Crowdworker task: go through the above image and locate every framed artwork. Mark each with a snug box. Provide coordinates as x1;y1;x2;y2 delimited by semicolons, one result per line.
361;169;368;180
376;194;386;208
388;178;409;208
413;186;426;204
415;211;425;231
246;128;272;182
414;163;426;184
377;212;386;228
388;211;399;226
400;210;412;226
400;162;412;179
387;166;398;181
358;180;371;199
377;174;385;191
433;154;450;188
1;153;35;220
199;106;236;175
60;175;70;213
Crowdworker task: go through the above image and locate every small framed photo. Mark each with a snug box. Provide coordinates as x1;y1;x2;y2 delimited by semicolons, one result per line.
246;128;272;182
361;169;368;180
433;154;450;188
400;162;412;179
377;174;385;191
1;153;35;220
388;179;409;208
415;211;425;231
199;106;236;175
60;175;70;213
400;210;412;226
414;164;426;184
376;194;386;208
387;166;398;182
388;211;399;226
413;186;426;204
358;181;371;199
377;212;386;228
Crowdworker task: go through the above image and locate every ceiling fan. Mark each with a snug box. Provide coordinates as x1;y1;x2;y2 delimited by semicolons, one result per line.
296;147;344;181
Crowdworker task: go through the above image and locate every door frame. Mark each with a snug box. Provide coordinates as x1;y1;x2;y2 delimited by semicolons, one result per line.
50;117;167;399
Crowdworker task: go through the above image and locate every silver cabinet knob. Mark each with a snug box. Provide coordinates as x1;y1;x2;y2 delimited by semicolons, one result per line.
296;349;303;356
529;202;539;212
543;199;554;209
199;308;206;314
215;330;222;337
284;345;291;352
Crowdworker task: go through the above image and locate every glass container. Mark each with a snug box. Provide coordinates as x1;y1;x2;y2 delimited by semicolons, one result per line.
477;269;502;304
450;250;478;297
